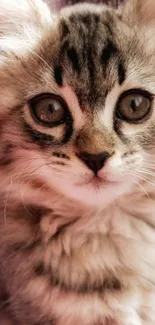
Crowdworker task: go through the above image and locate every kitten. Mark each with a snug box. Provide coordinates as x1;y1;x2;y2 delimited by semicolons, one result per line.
0;0;155;324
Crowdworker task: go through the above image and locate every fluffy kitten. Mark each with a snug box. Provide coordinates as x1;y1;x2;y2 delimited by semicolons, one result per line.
0;0;155;324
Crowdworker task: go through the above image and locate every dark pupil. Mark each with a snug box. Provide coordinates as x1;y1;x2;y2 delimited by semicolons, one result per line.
37;99;64;124
130;97;142;112
131;99;139;111
48;103;55;113
38;99;65;124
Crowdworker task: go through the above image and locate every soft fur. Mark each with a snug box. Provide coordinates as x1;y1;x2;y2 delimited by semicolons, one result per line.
0;0;155;324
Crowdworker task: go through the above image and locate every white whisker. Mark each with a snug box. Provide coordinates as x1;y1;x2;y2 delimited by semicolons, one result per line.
135;168;155;177
133;172;155;188
133;179;151;199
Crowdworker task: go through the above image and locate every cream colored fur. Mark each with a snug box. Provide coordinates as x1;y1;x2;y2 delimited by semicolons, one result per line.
0;1;155;325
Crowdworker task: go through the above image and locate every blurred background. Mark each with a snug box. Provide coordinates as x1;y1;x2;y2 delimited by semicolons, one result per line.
46;0;124;12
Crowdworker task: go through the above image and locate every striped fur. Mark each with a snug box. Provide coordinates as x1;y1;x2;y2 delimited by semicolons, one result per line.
1;0;155;324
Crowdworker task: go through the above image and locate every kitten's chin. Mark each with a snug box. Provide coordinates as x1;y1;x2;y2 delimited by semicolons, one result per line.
52;176;127;208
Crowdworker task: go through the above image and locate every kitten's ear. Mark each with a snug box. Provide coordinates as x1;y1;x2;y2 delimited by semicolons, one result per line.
122;0;155;25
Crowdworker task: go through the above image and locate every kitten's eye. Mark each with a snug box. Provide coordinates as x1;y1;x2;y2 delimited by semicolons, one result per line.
29;94;70;127
116;90;152;123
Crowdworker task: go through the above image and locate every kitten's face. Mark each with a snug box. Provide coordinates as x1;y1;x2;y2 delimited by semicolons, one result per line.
1;0;155;208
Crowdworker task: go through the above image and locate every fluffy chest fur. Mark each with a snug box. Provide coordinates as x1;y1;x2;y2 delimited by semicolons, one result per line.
1;187;155;325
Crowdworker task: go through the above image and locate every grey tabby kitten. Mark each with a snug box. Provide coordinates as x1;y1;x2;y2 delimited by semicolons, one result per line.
0;0;155;324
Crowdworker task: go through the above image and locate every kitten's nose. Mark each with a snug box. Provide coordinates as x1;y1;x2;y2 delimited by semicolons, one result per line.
78;151;110;174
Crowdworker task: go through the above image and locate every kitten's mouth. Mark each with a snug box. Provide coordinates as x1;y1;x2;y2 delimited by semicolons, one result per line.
77;175;118;188
88;176;105;188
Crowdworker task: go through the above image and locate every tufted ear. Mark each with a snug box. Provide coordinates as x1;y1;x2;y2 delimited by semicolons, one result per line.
122;0;155;25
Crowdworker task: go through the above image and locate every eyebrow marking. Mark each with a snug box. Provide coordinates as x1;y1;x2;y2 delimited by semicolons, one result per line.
101;39;118;65
54;66;63;86
67;46;80;74
118;61;126;85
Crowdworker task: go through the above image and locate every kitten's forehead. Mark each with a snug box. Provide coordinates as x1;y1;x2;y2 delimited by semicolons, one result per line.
53;6;127;109
1;2;154;113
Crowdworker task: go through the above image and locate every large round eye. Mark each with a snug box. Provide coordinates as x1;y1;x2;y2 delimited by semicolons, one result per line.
29;94;70;127
116;90;153;123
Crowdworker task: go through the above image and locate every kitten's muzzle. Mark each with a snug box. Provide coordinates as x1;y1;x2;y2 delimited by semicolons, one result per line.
77;151;110;174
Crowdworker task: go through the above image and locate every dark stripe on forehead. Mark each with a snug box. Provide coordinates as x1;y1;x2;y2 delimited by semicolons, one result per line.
88;47;95;88
104;20;113;36
61;40;69;55
79;12;99;26
60;40;81;75
54;66;63;86
61;20;70;39
67;46;80;73
118;61;126;85
101;39;126;85
58;10;125;107
86;13;100;102
79;13;91;25
69;12;90;27
54;20;70;86
101;39;118;65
